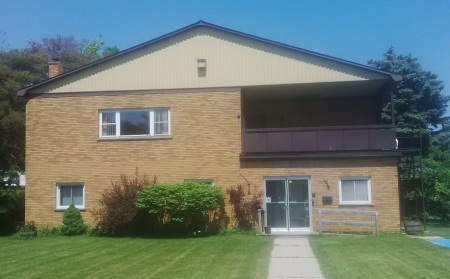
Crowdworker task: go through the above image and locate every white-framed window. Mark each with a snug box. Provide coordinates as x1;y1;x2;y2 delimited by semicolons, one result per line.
56;183;85;210
99;108;170;138
339;177;372;205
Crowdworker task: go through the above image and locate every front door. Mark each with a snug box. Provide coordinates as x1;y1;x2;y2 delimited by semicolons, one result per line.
264;178;311;231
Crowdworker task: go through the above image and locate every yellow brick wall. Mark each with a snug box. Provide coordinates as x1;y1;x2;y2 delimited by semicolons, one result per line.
25;90;243;226
25;90;400;232
241;157;400;232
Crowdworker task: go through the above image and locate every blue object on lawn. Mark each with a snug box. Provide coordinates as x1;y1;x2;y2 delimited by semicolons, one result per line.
427;239;450;248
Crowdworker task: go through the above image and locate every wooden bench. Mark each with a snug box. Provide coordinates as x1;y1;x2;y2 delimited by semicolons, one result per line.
317;208;379;236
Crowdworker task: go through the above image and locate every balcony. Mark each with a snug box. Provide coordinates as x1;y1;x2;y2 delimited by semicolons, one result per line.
241;125;399;159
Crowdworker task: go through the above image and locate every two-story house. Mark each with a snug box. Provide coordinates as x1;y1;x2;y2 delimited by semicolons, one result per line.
18;21;402;233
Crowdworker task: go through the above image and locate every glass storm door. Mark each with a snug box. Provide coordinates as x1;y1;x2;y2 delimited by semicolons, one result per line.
265;178;310;231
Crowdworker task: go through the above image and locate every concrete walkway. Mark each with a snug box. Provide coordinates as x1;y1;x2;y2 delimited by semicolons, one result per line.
267;237;325;279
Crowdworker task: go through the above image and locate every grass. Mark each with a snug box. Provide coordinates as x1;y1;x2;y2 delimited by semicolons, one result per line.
0;234;273;279
310;233;450;279
424;221;450;238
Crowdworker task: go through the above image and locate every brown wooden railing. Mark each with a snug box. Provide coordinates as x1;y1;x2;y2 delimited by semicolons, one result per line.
242;125;397;154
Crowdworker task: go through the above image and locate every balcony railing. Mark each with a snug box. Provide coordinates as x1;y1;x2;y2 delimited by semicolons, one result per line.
242;125;397;154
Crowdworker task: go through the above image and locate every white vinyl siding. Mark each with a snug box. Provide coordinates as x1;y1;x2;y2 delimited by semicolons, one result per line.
99;108;170;138
339;177;371;205
56;183;85;210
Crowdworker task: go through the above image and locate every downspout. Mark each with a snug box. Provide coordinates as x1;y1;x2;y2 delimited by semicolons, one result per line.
241;89;245;155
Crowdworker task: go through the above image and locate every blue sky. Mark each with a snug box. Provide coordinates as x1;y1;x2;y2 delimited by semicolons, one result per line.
1;0;449;105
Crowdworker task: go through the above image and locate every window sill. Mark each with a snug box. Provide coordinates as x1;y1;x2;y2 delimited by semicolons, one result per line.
98;135;172;142
338;204;374;208
55;208;86;212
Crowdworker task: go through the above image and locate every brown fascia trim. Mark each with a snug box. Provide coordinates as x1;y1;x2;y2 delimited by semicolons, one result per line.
17;20;402;97
23;86;242;99
240;151;402;160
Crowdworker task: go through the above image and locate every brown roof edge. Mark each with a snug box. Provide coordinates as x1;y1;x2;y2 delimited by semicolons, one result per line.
17;20;402;97
17;88;27;97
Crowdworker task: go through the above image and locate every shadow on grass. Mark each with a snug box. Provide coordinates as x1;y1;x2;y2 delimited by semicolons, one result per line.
96;229;258;239
33;227;259;240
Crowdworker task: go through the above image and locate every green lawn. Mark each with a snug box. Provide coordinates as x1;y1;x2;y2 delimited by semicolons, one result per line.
0;234;273;279
5;229;450;279
310;234;450;279
425;222;450;238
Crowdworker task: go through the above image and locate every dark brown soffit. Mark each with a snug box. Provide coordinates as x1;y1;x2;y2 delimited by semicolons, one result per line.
22;86;242;99
240;151;402;160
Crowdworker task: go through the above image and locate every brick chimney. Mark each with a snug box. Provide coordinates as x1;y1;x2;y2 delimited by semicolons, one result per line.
48;59;64;78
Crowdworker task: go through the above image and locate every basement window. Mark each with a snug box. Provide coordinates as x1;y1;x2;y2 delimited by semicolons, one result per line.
184;179;215;186
99;108;170;139
56;182;85;210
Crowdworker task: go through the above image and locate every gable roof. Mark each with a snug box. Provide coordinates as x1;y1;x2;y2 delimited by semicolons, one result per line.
17;20;402;97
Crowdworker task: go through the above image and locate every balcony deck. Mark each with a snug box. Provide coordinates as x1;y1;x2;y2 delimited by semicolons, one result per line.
241;125;400;159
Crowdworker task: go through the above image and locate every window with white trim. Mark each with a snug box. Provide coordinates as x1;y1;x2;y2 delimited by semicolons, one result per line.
56;183;85;210
339;177;371;205
99;108;170;138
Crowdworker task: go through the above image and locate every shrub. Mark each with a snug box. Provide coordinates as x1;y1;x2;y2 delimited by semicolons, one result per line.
136;181;225;234
92;172;156;235
18;221;37;238
61;204;88;236
0;188;25;235
227;183;262;230
38;226;62;237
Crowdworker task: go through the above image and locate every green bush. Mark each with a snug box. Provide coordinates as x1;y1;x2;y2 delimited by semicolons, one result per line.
0;188;25;235
38;226;62;237
136;181;225;234
92;172;156;235
61;204;88;236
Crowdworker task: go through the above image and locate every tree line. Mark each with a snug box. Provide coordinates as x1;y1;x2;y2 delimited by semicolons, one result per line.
0;35;119;173
369;48;450;221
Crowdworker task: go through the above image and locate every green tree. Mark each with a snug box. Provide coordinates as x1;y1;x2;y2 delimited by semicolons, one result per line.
82;35;120;61
30;35;120;72
0;188;25;235
369;48;449;220
1;35;120;173
83;35;104;61
102;45;120;57
0;49;47;172
422;147;450;220
61;204;88;235
368;47;449;153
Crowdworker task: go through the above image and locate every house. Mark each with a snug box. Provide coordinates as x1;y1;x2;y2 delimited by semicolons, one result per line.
18;21;402;233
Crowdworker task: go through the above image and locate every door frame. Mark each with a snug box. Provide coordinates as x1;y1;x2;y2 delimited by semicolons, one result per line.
263;176;312;232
